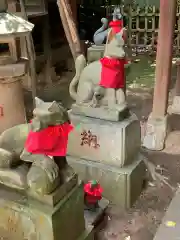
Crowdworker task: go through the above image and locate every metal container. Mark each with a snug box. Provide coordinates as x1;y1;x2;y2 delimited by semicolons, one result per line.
0;78;26;133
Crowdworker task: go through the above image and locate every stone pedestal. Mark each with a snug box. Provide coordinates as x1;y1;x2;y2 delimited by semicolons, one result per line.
168;96;180;114
143;114;169;151
68;112;146;208
0;182;94;240
87;45;105;63
67;155;145;209
68;112;141;168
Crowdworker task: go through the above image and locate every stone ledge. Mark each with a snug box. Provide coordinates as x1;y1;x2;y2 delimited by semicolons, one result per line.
84;198;109;228
0;172;78;207
154;189;180;240
28;173;78;207
71;104;129;122
0;60;28;79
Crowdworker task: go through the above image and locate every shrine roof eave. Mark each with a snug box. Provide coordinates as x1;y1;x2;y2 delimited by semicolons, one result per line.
0;12;34;36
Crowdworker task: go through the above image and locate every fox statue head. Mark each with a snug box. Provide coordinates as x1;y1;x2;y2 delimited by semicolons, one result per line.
31;97;69;131
112;6;122;21
104;29;125;59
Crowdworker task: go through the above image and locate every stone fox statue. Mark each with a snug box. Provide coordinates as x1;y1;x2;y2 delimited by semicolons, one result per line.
0;97;74;195
69;29;130;111
93;18;109;45
93;7;124;45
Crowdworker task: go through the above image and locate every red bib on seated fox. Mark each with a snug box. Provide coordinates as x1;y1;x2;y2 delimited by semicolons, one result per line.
25;121;73;156
25;97;74;157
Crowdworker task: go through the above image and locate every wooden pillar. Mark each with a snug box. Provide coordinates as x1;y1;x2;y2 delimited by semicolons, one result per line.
43;14;53;84
70;0;77;25
57;0;83;60
152;0;177;117
7;0;20;60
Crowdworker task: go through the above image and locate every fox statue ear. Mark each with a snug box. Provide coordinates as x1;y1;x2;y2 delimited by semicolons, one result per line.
35;97;44;107
48;101;60;112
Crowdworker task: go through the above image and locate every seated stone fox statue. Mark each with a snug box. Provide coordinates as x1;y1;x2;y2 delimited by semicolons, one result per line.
93;7;124;45
93;18;109;45
0;97;74;195
69;28;130;111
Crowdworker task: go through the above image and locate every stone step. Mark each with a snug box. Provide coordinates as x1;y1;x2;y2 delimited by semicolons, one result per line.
84;198;109;228
154;189;180;240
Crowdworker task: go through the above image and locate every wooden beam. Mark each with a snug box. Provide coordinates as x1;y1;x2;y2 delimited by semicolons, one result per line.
57;0;83;60
19;0;37;107
57;0;76;60
43;14;53;84
69;0;77;25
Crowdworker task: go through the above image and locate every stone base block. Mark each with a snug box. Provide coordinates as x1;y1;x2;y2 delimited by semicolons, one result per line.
168;96;180;114
28;173;78;206
0;183;86;240
67;154;146;208
87;45;105;63
84;198;109;228
143;114;169;151
68;112;141;168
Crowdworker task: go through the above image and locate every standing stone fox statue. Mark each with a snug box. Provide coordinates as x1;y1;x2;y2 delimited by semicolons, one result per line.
69;28;130;112
0;97;74;195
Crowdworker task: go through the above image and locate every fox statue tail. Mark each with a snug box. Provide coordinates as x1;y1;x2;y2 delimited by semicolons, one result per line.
69;54;87;100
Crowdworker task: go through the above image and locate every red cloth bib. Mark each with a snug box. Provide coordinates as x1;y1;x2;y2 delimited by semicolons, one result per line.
99;57;127;89
25;122;74;156
109;20;123;34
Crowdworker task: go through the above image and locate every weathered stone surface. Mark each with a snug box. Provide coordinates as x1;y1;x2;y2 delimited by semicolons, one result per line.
0;164;29;190
67;154;146;208
0;182;85;240
0;60;27;79
28;173;78;206
153;189;180;240
71;104;129;121
143;114;169;151
87;45;105;63
84;198;109;227
168;95;180;114
68;112;141;168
